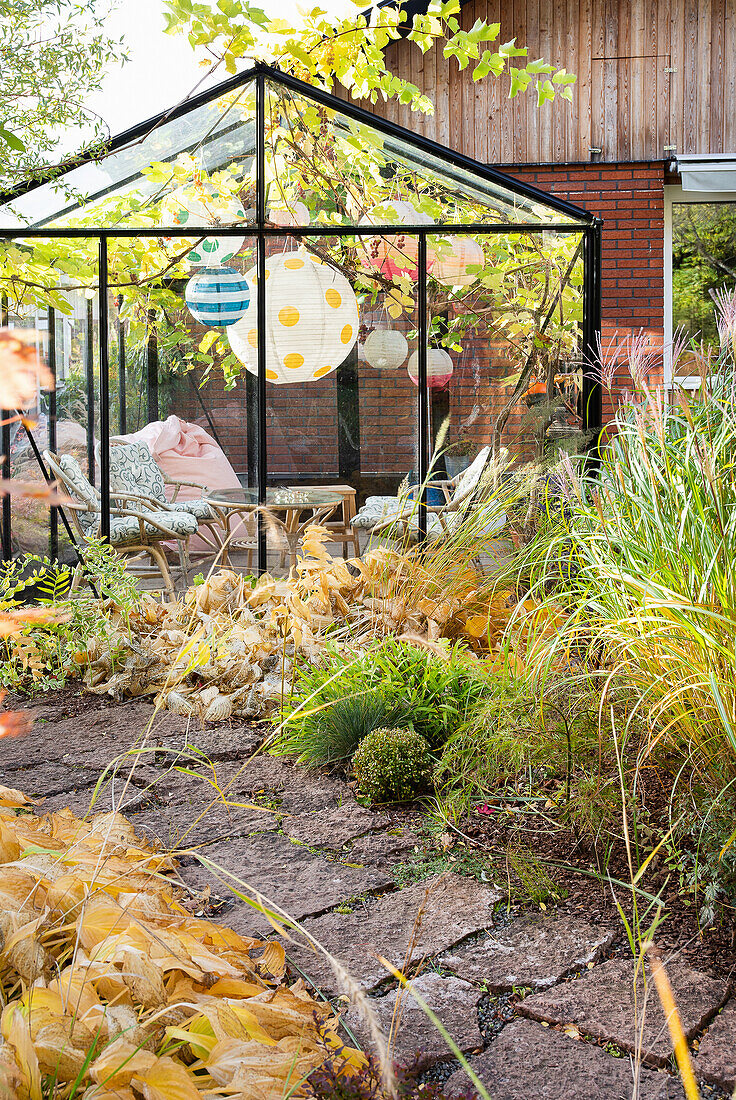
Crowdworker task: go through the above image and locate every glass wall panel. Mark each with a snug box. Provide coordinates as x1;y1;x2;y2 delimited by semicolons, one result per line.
104;233;258;581
225;231;419;574
1;236;99;562
424;230;586;468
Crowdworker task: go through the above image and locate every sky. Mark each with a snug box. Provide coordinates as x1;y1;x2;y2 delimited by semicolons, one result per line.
87;0;353;139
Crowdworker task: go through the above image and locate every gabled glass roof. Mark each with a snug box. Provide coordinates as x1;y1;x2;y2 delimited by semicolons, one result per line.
0;64;592;232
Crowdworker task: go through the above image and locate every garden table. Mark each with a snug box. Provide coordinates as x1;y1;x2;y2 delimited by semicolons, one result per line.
205;486;339;570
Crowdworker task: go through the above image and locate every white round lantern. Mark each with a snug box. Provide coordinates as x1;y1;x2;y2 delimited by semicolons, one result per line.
363;328;408;371
268;201;309;227
407;349;454;390
227;252;359;384
430;238;485;286
359;200;433;279
162;183;246;266
184;266;250;328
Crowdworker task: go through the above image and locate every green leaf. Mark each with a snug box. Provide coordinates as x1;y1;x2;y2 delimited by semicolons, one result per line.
0;125;25;152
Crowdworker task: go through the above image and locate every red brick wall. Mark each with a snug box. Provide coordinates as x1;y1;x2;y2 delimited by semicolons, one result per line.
508;160;667;423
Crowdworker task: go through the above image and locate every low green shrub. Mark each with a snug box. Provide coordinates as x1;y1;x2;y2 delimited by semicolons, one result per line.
0;542;141;694
274;636;494;767
353;726;434;804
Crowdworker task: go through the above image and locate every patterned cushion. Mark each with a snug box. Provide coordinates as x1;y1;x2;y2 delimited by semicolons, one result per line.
109;509;197;546
57;455;100;536
180;497;217;521
351;495;412;530
109;442;167;508
451;445;491;506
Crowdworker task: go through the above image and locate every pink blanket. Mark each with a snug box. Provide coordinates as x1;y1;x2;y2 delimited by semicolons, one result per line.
118;416;250;551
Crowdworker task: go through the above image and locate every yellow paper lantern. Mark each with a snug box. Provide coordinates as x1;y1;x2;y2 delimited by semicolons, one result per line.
363;328;408;370
227;252;359;384
359;200;433;279
407;349;454;390
430;237;485;286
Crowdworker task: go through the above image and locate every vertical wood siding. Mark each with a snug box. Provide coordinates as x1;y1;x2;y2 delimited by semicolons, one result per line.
348;0;733;163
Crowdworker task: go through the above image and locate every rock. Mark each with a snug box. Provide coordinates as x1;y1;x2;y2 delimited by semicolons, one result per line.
694;996;736;1089
284;803;390;849
442;912;615;991
232;756;354;812
520;957;727;1066
9;762;103;798
128;799;278;850
348;830;421;866
342;973;482;1067
35;784;100;816
177;830;395;933
287;873;501;995
445;1018;684;1099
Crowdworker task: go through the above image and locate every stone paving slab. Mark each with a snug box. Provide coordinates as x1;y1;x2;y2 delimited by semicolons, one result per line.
227;755;356;813
0;700;176;770
286;873;501;995
442;912;615;991
693;996;736;1089
129;799;279;850
284;803;391;849
342;972;483;1067
520;957;728;1066
6;761;106;797
177;830;395;932
347;829;421;866
445;1018;684;1099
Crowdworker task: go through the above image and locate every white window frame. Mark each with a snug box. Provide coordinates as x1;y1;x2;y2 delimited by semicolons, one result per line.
665;183;736;388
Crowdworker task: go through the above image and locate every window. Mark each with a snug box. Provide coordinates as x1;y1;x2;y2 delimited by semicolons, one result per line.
665;185;736;387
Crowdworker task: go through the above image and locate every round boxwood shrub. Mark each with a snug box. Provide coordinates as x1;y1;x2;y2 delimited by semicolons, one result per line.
353;726;434;804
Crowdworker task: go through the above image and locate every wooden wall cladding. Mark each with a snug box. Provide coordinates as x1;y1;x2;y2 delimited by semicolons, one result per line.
350;0;735;164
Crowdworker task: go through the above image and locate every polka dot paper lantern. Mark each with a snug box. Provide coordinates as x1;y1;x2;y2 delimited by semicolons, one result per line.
268;201;309;227
430;237;485;286
162;183;246;267
227;252;359;384
359;200;433;279
363;328;408;370
184;266;250;327
407;349;454;390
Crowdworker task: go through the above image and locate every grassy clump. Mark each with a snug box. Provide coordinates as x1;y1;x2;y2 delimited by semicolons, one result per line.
353;726;434;804
274;636;495;767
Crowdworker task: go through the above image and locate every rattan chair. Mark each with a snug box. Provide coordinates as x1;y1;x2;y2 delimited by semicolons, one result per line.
44;450;197;598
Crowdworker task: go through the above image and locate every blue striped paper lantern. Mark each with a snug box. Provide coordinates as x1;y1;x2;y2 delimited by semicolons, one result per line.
184;266;250;327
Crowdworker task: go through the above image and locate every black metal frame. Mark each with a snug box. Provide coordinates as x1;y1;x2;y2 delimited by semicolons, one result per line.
0;65;602;572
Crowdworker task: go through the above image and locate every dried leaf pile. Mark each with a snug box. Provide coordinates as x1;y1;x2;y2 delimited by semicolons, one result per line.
75;527;560;720
0;783;362;1099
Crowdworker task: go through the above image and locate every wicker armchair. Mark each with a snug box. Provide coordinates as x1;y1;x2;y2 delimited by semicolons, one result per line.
44;450;197;598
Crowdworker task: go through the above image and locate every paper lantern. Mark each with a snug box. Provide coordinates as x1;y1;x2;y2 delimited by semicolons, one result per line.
430;237;485;286
185;266;250;327
162;183;246;266
407;349;454;390
268;201;309;227
227;252;359;384
359;200;433;279
363;328;408;370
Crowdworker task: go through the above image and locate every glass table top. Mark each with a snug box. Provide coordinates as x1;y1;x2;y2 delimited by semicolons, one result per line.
207;487;341;508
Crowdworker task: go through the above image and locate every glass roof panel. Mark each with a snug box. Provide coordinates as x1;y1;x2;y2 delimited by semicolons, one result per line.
0;81;256;230
264;79;584;228
0;68;589;233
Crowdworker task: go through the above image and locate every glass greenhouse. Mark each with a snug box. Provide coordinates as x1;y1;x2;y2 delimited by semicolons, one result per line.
0;63;601;575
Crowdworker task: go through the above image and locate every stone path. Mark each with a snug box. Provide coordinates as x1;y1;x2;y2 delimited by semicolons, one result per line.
4;693;736;1098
